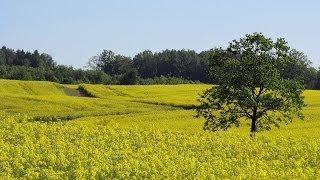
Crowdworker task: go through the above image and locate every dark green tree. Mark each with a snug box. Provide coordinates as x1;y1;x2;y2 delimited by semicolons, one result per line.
30;50;42;68
119;69;138;85
315;67;320;89
281;49;317;88
133;50;158;78
88;50;132;76
196;33;305;135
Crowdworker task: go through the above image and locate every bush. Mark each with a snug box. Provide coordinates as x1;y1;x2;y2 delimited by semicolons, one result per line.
119;69;138;85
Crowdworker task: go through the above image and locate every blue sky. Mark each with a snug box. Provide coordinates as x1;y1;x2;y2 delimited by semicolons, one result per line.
1;0;319;68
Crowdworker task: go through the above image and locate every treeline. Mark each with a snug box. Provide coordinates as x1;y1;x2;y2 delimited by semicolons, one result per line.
0;46;196;85
1;46;320;88
92;49;209;81
88;49;319;89
0;46;112;84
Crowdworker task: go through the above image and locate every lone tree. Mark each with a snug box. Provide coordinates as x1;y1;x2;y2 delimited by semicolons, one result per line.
196;33;305;135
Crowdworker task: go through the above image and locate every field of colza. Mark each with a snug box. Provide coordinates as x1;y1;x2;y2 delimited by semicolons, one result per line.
0;79;319;179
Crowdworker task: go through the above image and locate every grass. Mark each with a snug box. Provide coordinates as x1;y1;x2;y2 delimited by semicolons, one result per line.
0;79;319;179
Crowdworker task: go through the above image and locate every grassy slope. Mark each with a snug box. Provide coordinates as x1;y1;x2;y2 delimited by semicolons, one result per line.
0;80;168;118
0;79;319;179
1;79;319;131
0;79;67;96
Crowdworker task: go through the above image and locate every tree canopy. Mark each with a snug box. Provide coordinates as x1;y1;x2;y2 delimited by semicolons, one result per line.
196;33;305;135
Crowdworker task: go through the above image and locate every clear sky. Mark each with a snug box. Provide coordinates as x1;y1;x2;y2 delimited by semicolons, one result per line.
1;0;319;68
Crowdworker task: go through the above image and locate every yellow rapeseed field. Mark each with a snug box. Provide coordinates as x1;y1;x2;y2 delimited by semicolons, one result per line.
0;79;319;179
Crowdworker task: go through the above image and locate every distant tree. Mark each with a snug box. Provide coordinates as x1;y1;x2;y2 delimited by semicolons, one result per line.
133;50;158;78
120;69;138;85
30;50;42;68
196;33;305;135
88;50;132;75
0;48;6;66
315;68;320;89
304;67;317;89
9;66;32;80
133;49;209;82
40;53;56;69
53;65;75;84
85;70;112;84
280;49;316;88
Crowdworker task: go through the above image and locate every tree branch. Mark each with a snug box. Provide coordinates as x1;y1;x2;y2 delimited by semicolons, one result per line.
239;105;253;118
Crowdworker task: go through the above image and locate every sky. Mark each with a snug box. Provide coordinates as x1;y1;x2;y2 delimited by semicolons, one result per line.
1;0;319;68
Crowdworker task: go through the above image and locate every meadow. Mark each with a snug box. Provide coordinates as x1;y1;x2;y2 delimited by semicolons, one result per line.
0;79;319;179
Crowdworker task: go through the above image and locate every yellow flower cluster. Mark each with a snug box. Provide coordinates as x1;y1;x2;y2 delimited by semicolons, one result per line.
0;116;319;179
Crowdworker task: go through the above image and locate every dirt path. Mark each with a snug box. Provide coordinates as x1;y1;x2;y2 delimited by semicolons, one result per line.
62;86;87;97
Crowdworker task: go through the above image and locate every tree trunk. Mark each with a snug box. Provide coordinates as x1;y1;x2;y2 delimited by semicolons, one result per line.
250;108;257;133
250;117;257;133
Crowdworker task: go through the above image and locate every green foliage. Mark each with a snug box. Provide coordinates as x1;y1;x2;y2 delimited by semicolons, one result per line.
119;69;138;85
132;49;209;82
0;46;56;68
197;33;305;134
0;65;114;85
87;49;132;76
